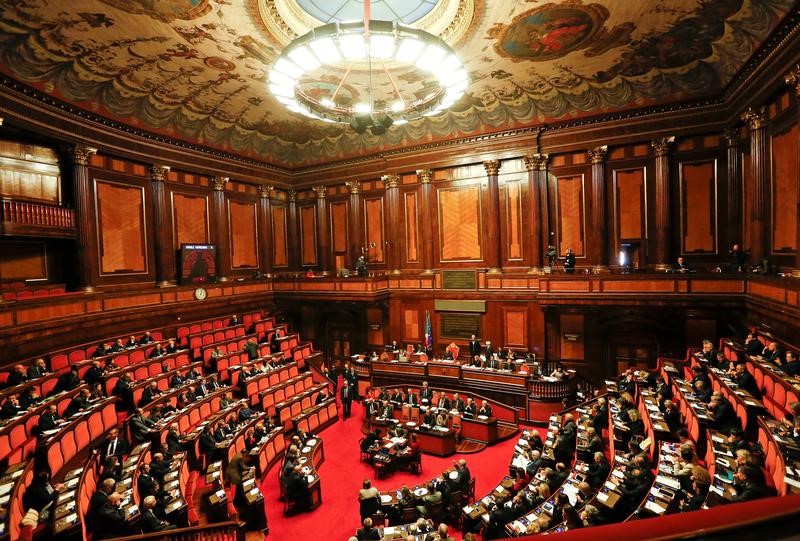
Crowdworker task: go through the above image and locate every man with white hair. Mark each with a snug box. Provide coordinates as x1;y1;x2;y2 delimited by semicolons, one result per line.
141;495;175;532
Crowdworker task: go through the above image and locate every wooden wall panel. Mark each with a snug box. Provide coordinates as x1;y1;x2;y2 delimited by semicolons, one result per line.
505;180;523;261
405;192;419;263
743;150;752;250
330;200;348;257
0;142;60;203
772;124;799;252
560;314;585;360
681;161;716;253
95;180;146;274
615;168;645;240
172;193;208;248
403;308;420;341
503;308;527;348
438;185;482;261
0;241;46;280
272;205;288;268
228;200;258;269
556;175;585;256
299;205;317;266
364;197;384;263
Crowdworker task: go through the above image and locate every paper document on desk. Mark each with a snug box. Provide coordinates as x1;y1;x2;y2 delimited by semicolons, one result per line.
645;500;666;514
655;475;680;490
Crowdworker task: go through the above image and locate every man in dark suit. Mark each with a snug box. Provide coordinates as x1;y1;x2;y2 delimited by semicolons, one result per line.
438;393;451;411
406;389;419;406
661;399;682;433
744;334;762;356
99;428;129;461
468;335;481;358
762;341;784;364
137;463;159;499
463;398;477;418
478;400;493;417
700;339;717;363
243;339;259;360
113;374;135;411
730;465;766;502
420;381;433;404
6;364;28;387
84;361;106;387
587;452;610;488
0;394;21;419
709;393;740;434
140;382;161;407
54;366;81;394
90;478;116;520
484;341;495;361
26;358;49;380
64;388;91;417
166;423;187;454
141;495;175;532
38;404;61;432
138;331;154;345
732;363;761;398
170;372;185;388
451;393;465;413
356;517;381;541
96;492;130;539
340;382;353;419
783;351;800;376
200;426;221;461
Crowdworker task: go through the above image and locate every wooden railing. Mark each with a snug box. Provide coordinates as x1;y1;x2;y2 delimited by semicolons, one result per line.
1;198;75;228
105;521;246;541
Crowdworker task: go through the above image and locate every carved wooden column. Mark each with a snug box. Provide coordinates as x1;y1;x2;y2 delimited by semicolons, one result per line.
723;129;743;249
588;146;609;268
346;181;364;268
150;164;174;287
483;159;502;274
68;144;97;291
524;154;548;272
652;136;675;269
313;185;330;274
287;190;300;271
211;176;230;281
417;169;435;274
383;174;401;274
786;66;800;274
741;107;769;265
257;185;273;276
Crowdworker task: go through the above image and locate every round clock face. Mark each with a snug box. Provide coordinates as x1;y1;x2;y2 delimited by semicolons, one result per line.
194;287;207;300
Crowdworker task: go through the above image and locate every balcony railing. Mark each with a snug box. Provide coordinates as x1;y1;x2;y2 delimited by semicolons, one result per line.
1;198;76;235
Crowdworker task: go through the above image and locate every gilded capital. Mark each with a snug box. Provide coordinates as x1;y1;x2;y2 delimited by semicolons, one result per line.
149;164;170;182
312;185;327;199
68;144;98;166
258;184;273;199
785;64;800;96
483;159;501;176
0;117;4;127
651;136;675;157
416;169;433;184
345;181;361;194
588;145;608;165
523;153;549;171
381;174;400;189
287;189;297;202
740;107;767;131
722;128;740;148
211;176;229;191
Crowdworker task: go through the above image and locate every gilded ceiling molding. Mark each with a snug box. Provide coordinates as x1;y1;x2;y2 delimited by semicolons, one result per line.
381;174;400;189
312;185;327;199
416;169;433;184
740;107;768;130
651;137;675;157
588;145;608;164
149;165;170;182
212;176;229;191
345;181;361;195
784;64;800;95
67;144;97;166
258;185;274;198
483;159;500;176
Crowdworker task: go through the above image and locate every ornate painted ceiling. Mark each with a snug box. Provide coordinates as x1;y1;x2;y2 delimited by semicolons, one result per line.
0;0;794;168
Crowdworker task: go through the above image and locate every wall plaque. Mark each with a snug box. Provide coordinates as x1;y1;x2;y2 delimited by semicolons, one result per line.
440;312;481;340
442;269;477;290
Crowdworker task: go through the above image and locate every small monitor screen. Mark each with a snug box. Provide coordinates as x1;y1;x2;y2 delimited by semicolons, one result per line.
180;244;217;284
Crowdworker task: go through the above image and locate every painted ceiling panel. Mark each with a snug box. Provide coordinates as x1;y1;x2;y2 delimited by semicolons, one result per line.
0;0;792;168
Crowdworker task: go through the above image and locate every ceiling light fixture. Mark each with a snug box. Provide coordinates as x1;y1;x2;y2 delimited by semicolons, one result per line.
268;0;467;134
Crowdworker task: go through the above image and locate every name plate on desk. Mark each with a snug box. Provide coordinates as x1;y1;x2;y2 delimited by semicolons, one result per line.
441;270;478;291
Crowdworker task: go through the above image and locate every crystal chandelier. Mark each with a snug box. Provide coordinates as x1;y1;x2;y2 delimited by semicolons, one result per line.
268;1;468;134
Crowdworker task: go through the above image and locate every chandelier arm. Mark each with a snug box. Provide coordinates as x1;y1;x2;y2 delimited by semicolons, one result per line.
364;0;370;37
329;65;353;104
381;61;405;107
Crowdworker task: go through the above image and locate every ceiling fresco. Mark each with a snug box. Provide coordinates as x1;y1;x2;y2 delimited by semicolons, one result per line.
0;0;793;168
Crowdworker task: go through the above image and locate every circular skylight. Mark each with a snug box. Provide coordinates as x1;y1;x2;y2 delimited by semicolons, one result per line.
296;0;439;24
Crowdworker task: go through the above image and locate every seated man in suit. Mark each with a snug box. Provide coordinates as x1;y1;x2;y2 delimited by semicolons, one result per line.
110;339;126;353
732;363;761;398
129;408;157;444
672;256;692;273
661;399;682;433
463;398;477;418
95;492;130;539
390;388;404;404
478;400;493;417
148;343;165;359
141;495;175;532
730;465;766;502
708;393;740;434
380;400;393;418
38;404;61;432
356;517;381;541
783;351;800;376
0;394;22;419
140;381;162;407
762;341;784;364
438;393;452;412
170;371;185;388
26;358;49;380
405;388;420;406
165;339;179;355
64;388;91;417
84;361;107;387
6;364;28;387
422;408;436;426
113;373;135;411
92;343;110;358
54;366;82;394
390;423;408;439
138;331;154;345
124;335;138;349
485;354;500;370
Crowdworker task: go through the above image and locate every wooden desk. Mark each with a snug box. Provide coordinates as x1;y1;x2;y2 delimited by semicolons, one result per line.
427;361;461;379
371;360;427;377
461;367;527;387
460;416;498;444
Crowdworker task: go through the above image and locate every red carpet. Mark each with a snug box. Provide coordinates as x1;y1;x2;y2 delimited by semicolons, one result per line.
261;398;538;540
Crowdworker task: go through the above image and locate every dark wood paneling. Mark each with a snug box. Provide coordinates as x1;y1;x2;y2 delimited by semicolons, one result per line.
555;175;585;257
364;197;384;264
437;184;483;262
171;192;209;248
299;205;317;266
771;124;798;252
680;160;717;253
272;205;288;268
615;167;645;241
0;240;46;280
404;191;419;263
228;200;258;269
95;180;147;274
